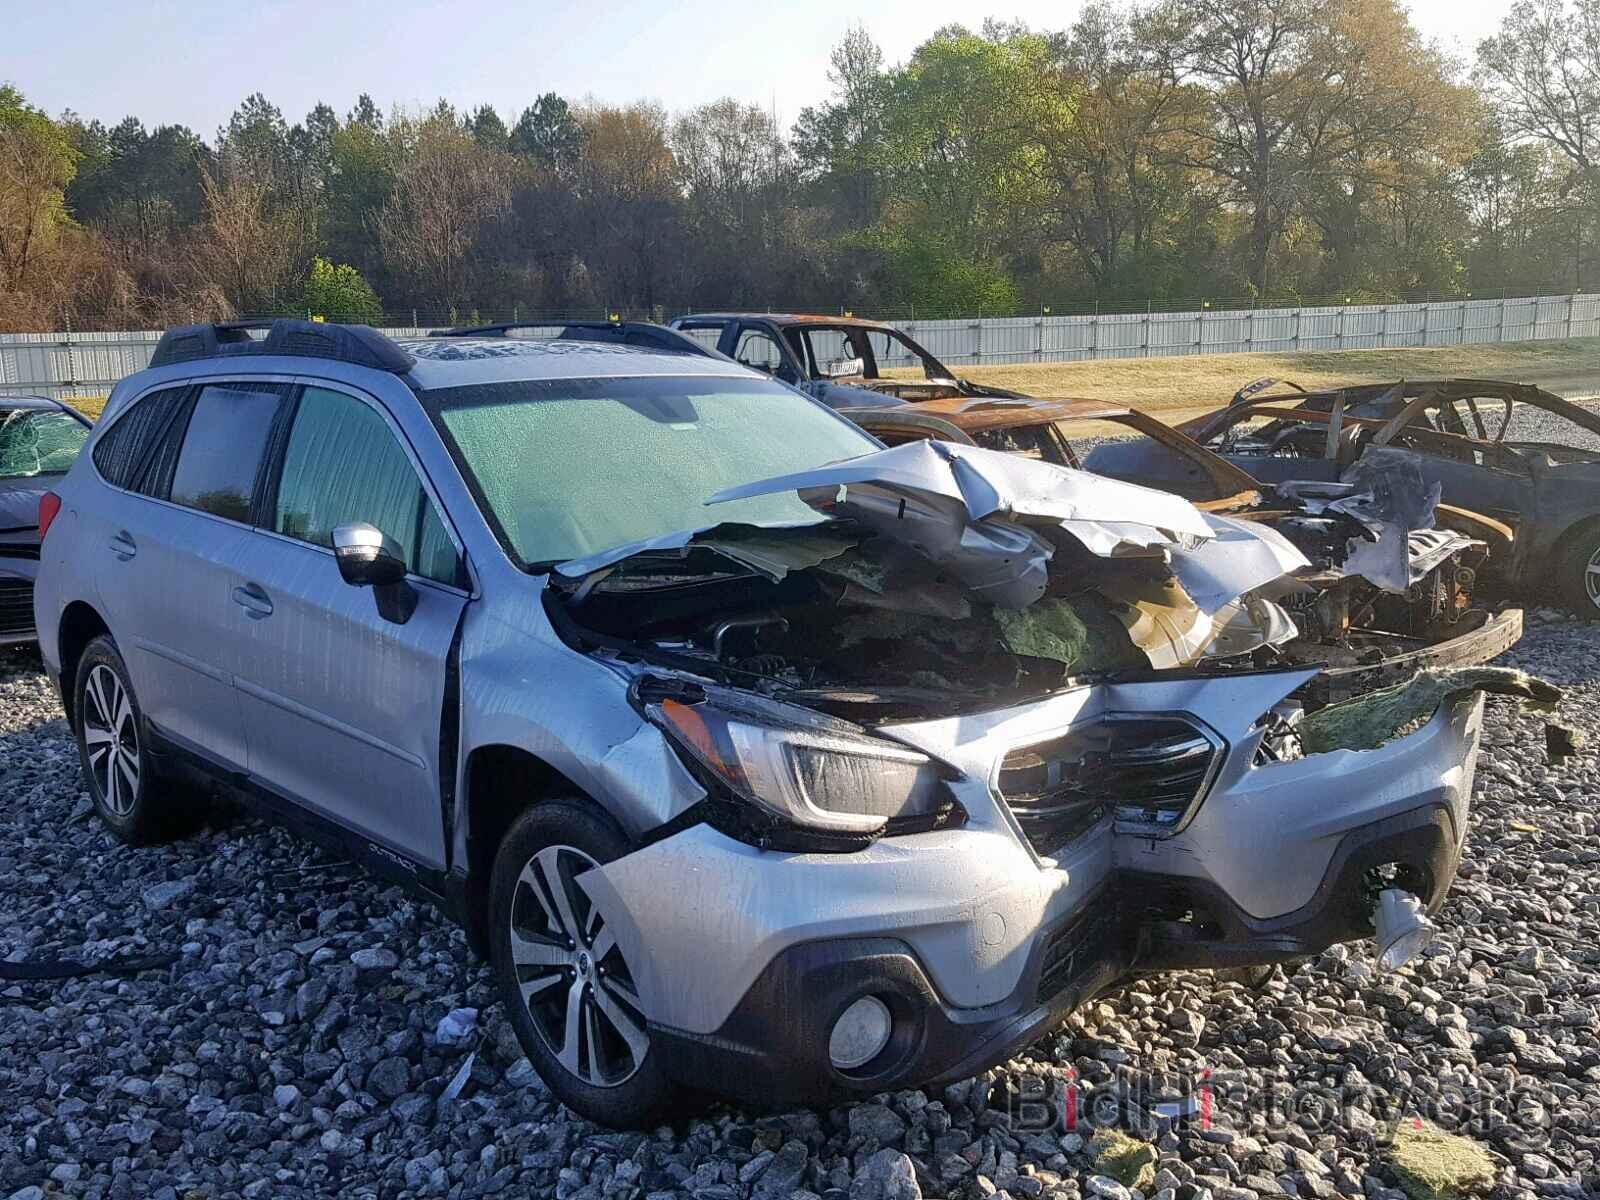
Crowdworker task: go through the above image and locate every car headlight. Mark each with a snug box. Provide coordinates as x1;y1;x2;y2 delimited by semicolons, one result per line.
640;682;954;849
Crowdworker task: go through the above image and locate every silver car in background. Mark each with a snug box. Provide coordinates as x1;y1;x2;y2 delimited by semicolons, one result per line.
33;319;1488;1127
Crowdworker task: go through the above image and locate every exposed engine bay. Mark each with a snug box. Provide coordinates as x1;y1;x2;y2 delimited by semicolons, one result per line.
546;440;1509;723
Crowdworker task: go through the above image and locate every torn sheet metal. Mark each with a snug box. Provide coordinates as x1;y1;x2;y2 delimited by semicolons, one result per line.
1279;449;1475;593
1205;595;1298;659
1167;515;1310;614
810;482;1056;608
1342;526;1480;593
1109;577;1217;668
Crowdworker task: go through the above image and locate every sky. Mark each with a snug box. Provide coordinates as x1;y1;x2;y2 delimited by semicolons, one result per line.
4;0;1511;138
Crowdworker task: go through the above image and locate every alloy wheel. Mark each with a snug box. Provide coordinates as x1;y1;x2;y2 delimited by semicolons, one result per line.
83;664;139;817
507;844;649;1087
1587;545;1600;610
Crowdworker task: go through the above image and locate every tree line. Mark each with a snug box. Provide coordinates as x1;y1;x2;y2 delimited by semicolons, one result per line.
1;0;1597;332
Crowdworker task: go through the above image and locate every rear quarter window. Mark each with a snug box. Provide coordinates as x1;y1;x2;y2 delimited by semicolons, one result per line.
92;387;191;492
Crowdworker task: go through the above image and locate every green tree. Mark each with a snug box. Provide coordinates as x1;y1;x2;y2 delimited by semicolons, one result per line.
511;94;585;172
0;85;78;292
303;255;383;322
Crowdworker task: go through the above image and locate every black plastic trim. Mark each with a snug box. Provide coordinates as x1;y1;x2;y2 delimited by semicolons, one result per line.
144;725;450;907
149;320;415;373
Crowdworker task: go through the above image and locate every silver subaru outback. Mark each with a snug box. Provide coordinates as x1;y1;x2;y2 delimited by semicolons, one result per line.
34;319;1488;1127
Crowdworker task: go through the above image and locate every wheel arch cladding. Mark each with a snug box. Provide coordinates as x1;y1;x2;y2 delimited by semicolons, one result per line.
57;601;111;726
461;744;616;950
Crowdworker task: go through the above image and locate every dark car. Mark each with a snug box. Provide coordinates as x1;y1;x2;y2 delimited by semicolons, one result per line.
1;396;93;645
1093;378;1600;613
668;312;1017;409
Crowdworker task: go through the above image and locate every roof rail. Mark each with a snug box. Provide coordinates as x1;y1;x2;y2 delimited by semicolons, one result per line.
149;319;415;373
428;320;716;357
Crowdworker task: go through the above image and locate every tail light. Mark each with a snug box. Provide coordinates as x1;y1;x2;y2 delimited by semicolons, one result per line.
38;491;62;540
998;714;1222;853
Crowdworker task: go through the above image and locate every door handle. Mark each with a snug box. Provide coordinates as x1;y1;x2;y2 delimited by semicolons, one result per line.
108;530;136;560
232;582;274;619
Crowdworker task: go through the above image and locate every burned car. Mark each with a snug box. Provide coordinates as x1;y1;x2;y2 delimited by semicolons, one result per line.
35;319;1542;1127
1;396;93;646
669;311;1007;409
846;396;1522;704
1101;378;1600;613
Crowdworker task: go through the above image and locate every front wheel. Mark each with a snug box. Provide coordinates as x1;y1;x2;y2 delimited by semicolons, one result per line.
1556;520;1600;616
488;799;677;1127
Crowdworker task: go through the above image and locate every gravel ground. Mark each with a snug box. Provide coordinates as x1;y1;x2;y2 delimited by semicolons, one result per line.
1;613;1598;1200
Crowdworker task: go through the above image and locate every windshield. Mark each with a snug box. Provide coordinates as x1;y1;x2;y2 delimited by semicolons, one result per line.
0;408;89;478
424;375;880;568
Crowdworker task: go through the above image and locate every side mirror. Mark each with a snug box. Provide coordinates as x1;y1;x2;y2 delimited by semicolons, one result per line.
333;523;408;587
822;356;865;379
333;523;417;623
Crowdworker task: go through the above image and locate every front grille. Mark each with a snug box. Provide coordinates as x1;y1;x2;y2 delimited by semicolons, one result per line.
997;715;1220;854
0;578;35;637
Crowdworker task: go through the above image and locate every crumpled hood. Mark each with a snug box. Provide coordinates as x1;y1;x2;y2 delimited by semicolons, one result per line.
708;439;1215;548
0;480;49;535
557;441;1306;620
705;440;1219;608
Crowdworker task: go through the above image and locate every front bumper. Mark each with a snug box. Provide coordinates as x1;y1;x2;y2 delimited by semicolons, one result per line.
583;692;1483;1105
1308;607;1522;705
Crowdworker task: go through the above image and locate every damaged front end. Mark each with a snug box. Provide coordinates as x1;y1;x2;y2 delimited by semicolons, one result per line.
545;441;1567;1105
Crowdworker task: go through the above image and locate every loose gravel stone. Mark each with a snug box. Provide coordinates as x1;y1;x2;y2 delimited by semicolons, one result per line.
2;611;1598;1198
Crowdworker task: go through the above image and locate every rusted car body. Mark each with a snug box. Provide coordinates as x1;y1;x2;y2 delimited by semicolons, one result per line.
668;312;1005;408
1098;378;1600;613
845;395;1523;705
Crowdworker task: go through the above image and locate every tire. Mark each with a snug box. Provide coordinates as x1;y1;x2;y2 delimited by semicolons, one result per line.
1555;519;1600;617
72;635;206;844
488;799;677;1127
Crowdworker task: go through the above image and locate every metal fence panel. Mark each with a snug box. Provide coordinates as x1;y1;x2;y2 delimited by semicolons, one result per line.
2;293;1596;402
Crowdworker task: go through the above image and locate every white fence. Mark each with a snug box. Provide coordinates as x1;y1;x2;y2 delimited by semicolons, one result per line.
2;293;1597;401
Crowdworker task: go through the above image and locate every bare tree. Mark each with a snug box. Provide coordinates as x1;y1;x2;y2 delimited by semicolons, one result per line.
190;165;299;312
1478;0;1600;183
377;117;513;307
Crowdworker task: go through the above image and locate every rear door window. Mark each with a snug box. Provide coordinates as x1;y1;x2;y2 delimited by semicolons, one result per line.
169;385;283;523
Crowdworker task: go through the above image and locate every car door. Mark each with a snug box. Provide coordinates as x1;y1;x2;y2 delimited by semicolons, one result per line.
229;382;469;869
729;324;796;382
89;381;287;769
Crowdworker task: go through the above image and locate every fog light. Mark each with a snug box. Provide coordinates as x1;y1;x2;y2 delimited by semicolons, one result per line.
1373;888;1435;971
828;996;892;1070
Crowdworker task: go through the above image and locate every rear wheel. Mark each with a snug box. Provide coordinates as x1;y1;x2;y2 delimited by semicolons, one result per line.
488;799;676;1127
72;636;205;843
1555;520;1600;616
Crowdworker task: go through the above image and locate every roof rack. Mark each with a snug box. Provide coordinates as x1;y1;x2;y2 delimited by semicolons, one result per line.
428;320;716;357
149;319;415;373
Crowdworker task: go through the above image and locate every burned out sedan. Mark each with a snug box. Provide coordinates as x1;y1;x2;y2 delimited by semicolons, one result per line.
1121;378;1600;613
1;396;93;645
846;395;1523;704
